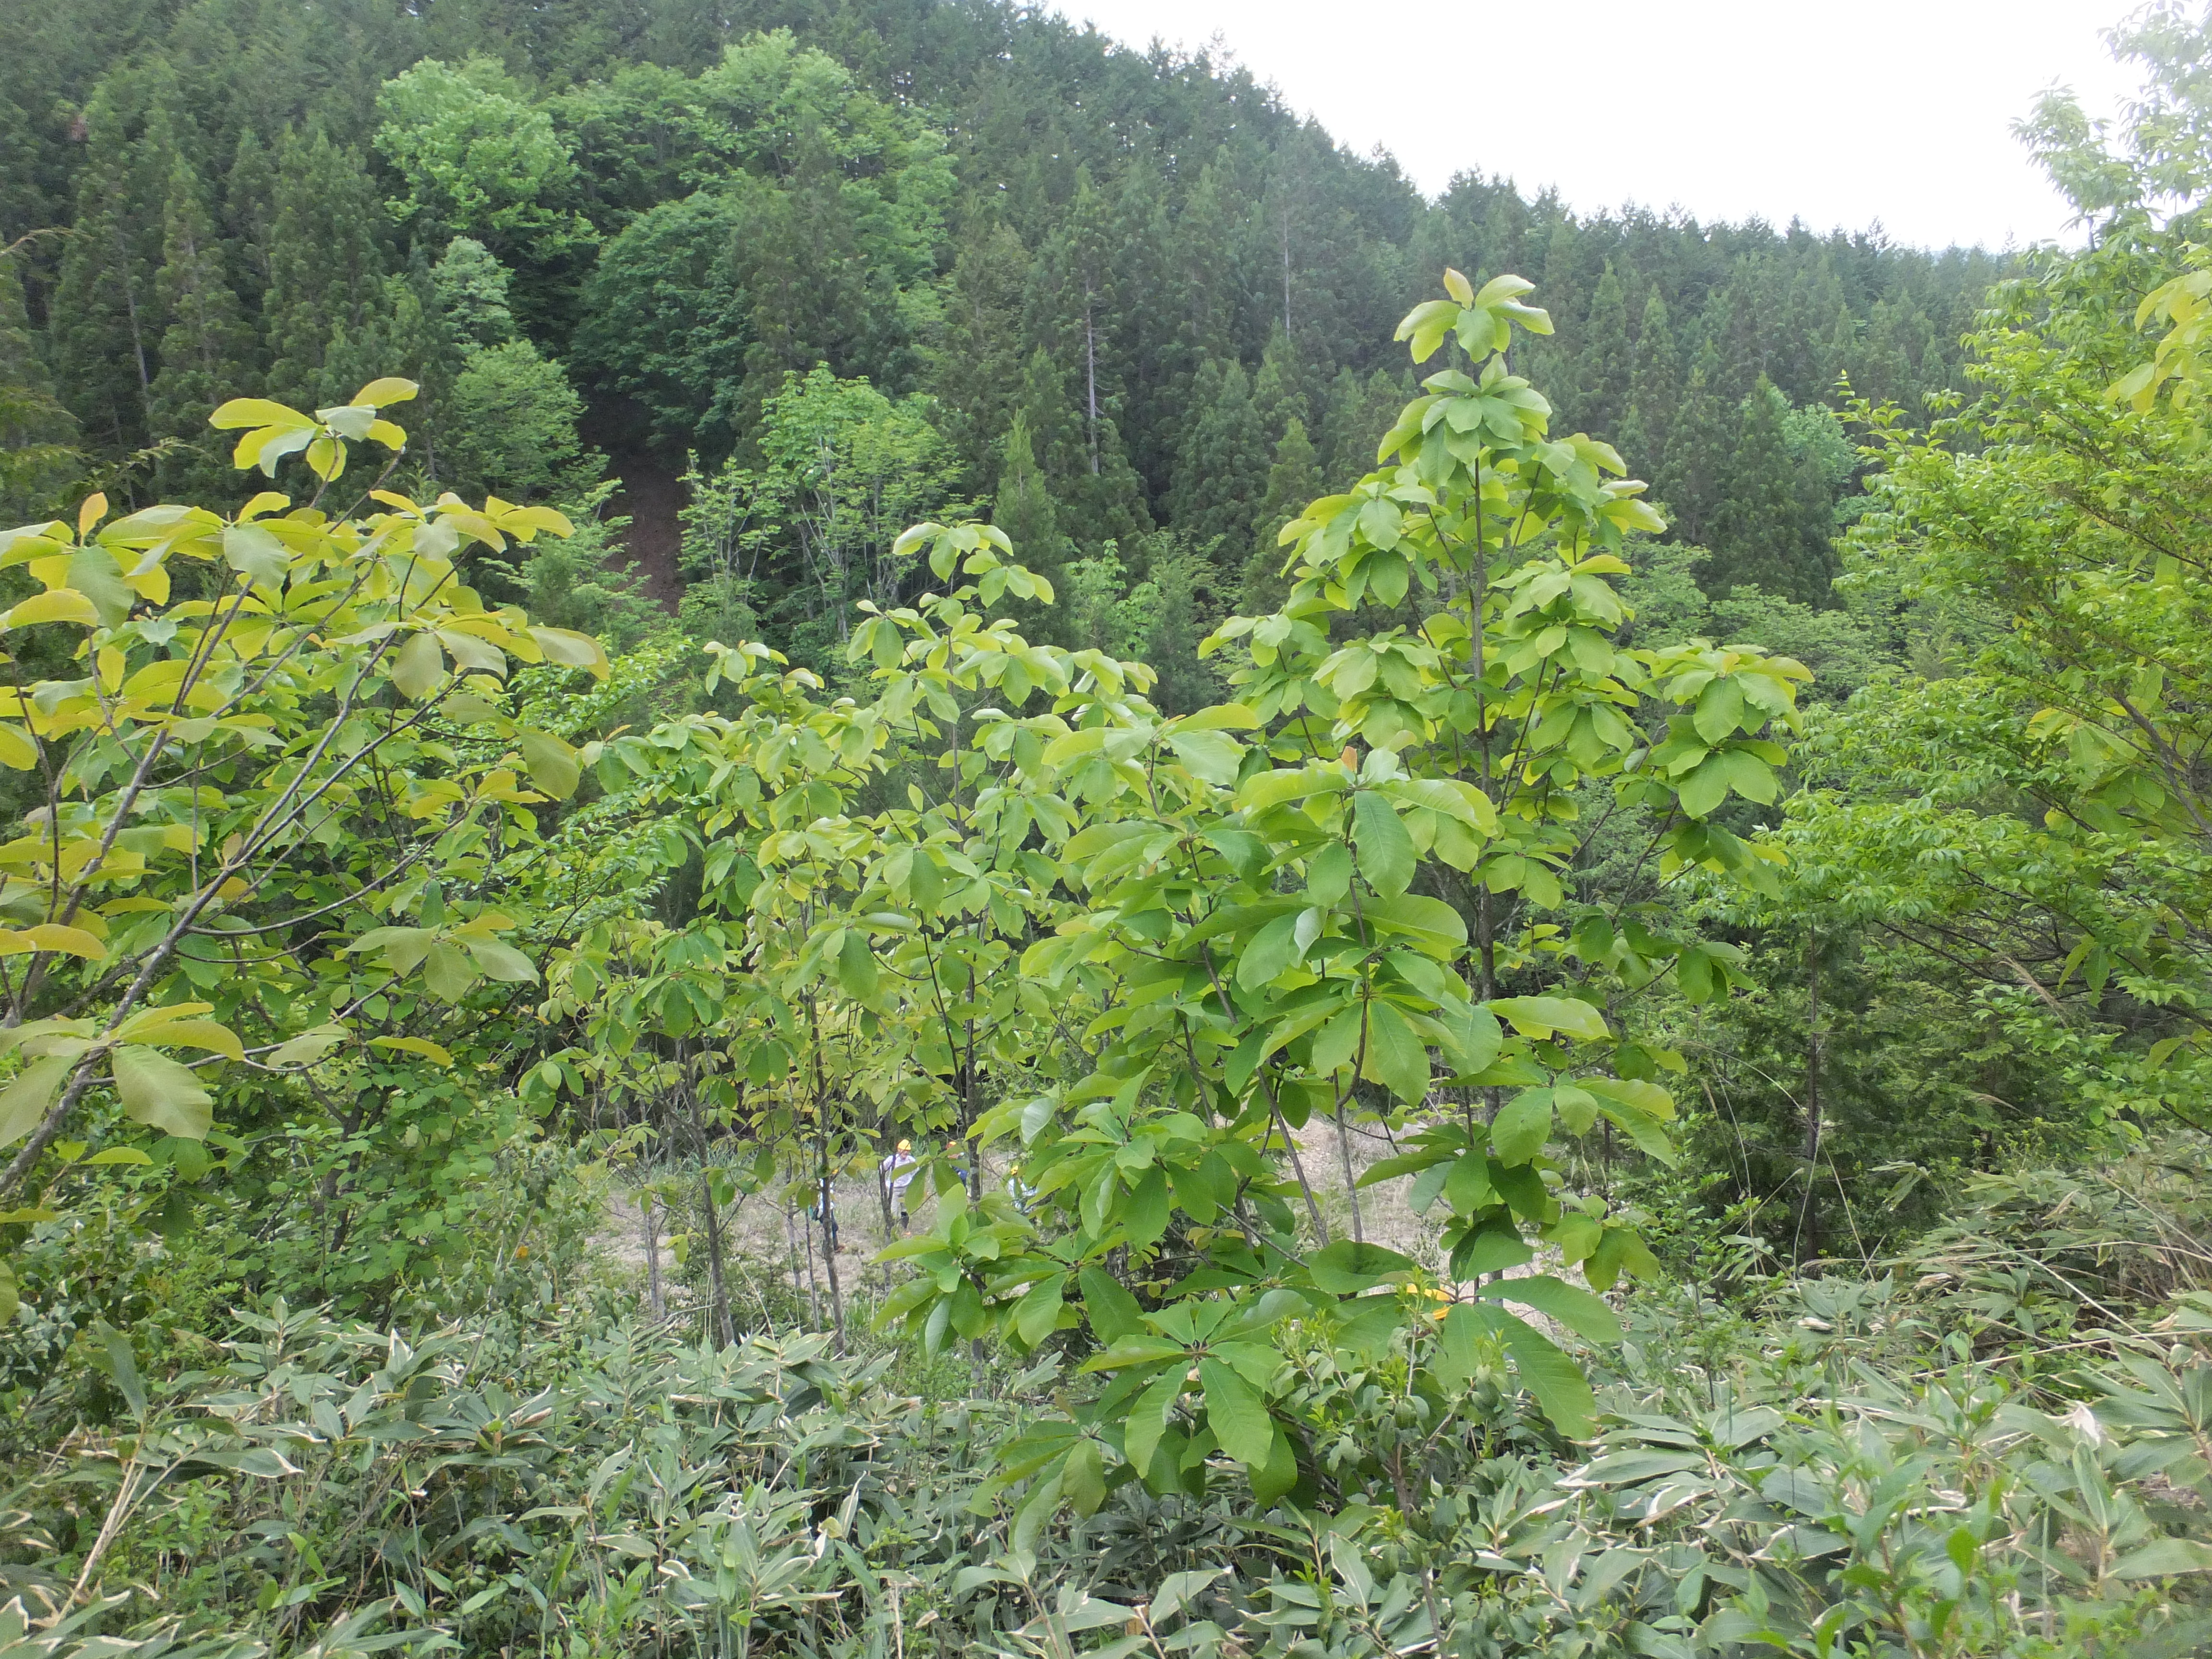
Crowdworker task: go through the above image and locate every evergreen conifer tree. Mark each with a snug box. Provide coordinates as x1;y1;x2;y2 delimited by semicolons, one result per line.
1850;300;1920;417
431;236;518;349
1176;161;1240;368
1166;356;1268;574
383;250;462;487
51;74;163;450
1318;365;1413;482
0;251;78;518
1105;168;1180;491
1658;347;1728;549
1016;346;1085;500
264;128;392;407
150;151;252;475
1710;375;1825;601
1136;537;1226;716
224;127;277;309
1574;264;1631;436
931;223;1029;489
1620;289;1681;481
1061;172;1116;483
993;408;1060;580
1063;411;1153;553
1251;324;1310;444
1242;413;1322;613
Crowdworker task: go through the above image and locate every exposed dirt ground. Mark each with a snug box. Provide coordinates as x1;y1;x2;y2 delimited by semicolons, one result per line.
594;1114;1570;1341
602;450;686;611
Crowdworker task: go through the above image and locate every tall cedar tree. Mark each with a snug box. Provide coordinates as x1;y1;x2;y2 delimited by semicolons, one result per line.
264;129;391;408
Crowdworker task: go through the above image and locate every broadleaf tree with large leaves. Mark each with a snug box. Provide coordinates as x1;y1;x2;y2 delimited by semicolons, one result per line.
0;377;612;1310
595;272;1812;1523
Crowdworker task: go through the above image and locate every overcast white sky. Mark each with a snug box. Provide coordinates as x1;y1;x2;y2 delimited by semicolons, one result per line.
1053;0;2153;251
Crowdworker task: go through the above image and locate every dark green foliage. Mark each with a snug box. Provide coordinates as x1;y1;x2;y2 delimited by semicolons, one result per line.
1242;413;1322;613
573;188;750;451
0;252;78;518
1166;357;1268;574
0;0;2004;636
49;69;165;455
1708;375;1839;602
262;128;391;409
436;338;593;502
990;407;1061;621
148;153;252;492
429;234;517;348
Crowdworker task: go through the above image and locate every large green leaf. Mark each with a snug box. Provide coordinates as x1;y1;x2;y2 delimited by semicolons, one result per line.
424;941;477;999
1124;1369;1184;1479
836;928;879;999
1236;911;1307;991
1448;1222;1534;1279
1597;1102;1675;1165
1484;1273;1622;1345
1309;1238;1417;1293
464;937;539;984
2113;1537;2212;1579
1457;1303;1598;1437
1079;1266;1144;1343
1361;892;1467;950
67;547;133;627
1491;1087;1553;1164
1677;755;1729;818
111;1046;213;1140
1488;996;1609;1041
390;630;447;701
519;729;580;799
0;1055;72;1148
1012;1273;1069;1346
1444;1150;1494;1213
1198;1357;1274;1469
1250;1422;1299;1504
1309;1005;1363;1076
1350;791;1416;896
1124;1166;1170;1248
1692;677;1744;744
1062;1439;1106;1515
1166;729;1243;785
221;523;289;589
1361;999;1431;1102
1719;746;1779;804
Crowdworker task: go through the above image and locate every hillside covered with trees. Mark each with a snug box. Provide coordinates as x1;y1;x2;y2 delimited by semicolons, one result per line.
2;0;2000;665
6;2;2212;1658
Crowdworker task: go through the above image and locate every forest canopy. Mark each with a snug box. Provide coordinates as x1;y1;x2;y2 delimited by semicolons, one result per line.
0;0;1998;659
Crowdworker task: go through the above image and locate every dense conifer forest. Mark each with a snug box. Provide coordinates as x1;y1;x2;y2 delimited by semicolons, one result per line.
9;2;2212;1657
1;0;2002;656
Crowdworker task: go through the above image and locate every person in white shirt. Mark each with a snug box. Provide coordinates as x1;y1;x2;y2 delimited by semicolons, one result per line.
880;1139;918;1231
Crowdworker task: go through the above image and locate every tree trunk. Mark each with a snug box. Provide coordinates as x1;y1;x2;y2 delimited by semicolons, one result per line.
112;223;151;433
798;1191;822;1328
1334;1096;1365;1242
818;1156;847;1356
698;1163;733;1347
1084;295;1100;476
783;1197;809;1327
643;1190;665;1320
682;1070;733;1347
1798;928;1824;1264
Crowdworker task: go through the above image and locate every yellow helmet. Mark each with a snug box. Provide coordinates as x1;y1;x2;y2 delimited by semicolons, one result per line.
896;1139;911;1153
